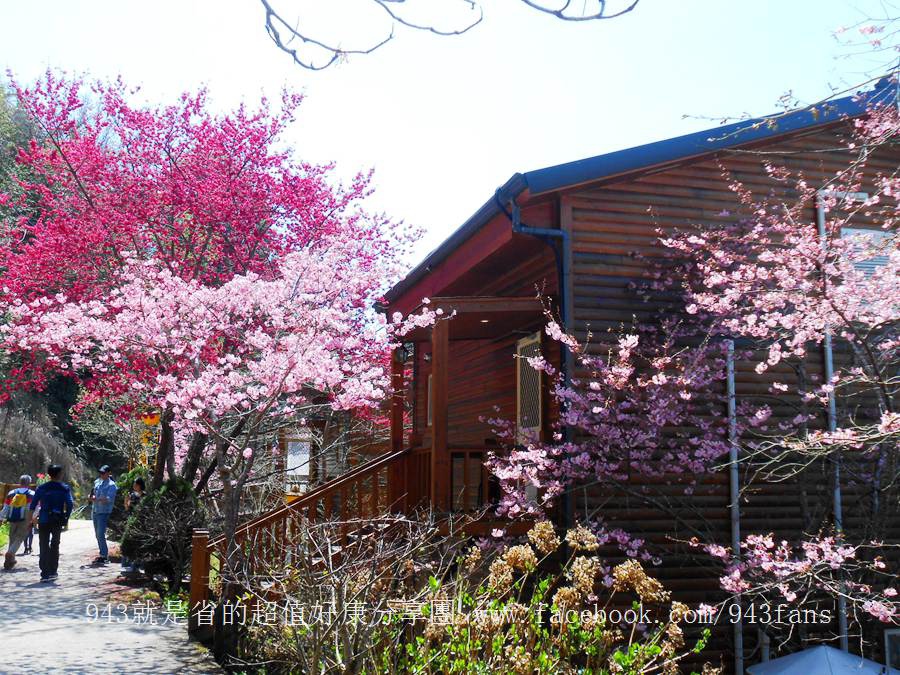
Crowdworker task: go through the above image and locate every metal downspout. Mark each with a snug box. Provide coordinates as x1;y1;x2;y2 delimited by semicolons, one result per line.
496;189;574;527
726;340;745;674
816;190;866;652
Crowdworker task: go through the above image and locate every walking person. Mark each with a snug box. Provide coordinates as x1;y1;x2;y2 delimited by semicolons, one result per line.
29;464;74;582
23;520;34;555
89;464;117;564
1;475;35;570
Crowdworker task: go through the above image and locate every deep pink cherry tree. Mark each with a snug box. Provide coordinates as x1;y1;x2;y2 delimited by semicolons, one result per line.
0;71;417;488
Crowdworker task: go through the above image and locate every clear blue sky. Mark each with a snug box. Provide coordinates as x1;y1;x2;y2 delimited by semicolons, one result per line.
1;0;893;263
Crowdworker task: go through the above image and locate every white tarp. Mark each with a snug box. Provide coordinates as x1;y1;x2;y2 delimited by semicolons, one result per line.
747;645;899;675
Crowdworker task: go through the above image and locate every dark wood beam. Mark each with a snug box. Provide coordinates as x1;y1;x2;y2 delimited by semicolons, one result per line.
386;213;515;315
388;348;406;512
430;318;450;511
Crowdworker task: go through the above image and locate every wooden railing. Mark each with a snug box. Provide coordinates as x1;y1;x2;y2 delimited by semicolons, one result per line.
450;447;493;512
189;445;418;628
404;445;431;510
188;443;497;630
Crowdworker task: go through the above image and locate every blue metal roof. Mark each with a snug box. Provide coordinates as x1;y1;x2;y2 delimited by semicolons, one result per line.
386;79;896;303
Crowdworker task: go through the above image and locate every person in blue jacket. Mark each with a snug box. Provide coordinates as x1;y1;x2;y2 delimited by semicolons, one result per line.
89;464;117;564
29;464;74;582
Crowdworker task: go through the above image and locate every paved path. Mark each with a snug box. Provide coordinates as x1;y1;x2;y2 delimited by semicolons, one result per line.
0;519;221;674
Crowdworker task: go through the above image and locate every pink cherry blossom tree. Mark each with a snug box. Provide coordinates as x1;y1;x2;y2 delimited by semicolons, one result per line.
662;90;900;640
487;322;731;519
2;241;429;550
0;71;418;491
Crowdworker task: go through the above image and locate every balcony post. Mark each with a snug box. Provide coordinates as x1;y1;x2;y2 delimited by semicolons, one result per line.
431;318;450;511
188;528;210;633
388;347;406;512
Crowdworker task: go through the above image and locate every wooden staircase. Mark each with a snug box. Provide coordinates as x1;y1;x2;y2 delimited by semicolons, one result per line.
185;441;524;633
188;445;431;626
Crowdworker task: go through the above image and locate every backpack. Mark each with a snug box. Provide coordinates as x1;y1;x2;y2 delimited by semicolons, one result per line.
8;489;30;522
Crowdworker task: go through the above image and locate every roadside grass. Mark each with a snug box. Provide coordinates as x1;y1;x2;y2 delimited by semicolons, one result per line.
0;522;8;549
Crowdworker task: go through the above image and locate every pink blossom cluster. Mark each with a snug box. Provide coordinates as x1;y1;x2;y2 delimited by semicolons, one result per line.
692;534;898;623
662;101;899;458
488;321;730;518
2;246;429;465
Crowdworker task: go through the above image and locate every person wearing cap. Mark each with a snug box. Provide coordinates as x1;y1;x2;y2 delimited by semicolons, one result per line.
0;474;35;570
89;464;118;564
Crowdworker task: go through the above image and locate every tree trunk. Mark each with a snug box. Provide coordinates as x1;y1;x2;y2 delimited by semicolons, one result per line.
180;432;209;485
213;439;243;661
152;408;174;490
194;457;218;495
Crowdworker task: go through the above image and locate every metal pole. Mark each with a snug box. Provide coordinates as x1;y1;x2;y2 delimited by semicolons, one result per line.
816;192;849;652
726;340;744;674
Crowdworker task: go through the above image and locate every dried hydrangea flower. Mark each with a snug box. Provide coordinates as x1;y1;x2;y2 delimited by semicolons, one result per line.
504;544;538;572
566;525;599;552
527;520;560;555
569;555;601;595
552;585;581;613
612;559;669;602
461;545;482;573
488;558;514;593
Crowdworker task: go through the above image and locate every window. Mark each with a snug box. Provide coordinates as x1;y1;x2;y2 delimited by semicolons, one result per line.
285;430;313;490
516;333;542;443
817;189;892;277
840;227;893;276
887;629;900;670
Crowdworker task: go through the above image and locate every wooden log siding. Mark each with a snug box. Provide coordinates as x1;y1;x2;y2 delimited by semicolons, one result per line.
412;245;559;449
556;123;900;666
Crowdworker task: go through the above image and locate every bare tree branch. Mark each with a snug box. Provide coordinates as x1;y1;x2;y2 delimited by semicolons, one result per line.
518;0;639;22
259;0;638;70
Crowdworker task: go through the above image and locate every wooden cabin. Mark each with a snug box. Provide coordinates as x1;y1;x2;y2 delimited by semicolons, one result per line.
191;80;897;671
382;80;899;669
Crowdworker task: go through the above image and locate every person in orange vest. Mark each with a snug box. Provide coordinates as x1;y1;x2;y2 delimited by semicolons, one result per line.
1;475;35;570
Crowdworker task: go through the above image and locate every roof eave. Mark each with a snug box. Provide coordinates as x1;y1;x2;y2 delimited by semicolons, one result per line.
384;172;527;304
385;78;895;306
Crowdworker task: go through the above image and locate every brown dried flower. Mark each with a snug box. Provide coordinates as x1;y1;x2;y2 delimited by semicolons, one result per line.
528;521;560;555
504;645;534;675
669;601;690;622
565;525;599;552
568;555;601;596
662;622;684;653
424;620;445;642
461;545;482;573
552;586;581;613
504;544;538;572
612;560;669;602
488;558;514;593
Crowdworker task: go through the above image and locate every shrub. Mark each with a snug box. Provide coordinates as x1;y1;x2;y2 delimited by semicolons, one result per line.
227;518;719;674
384;524;718;674
120;477;206;593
